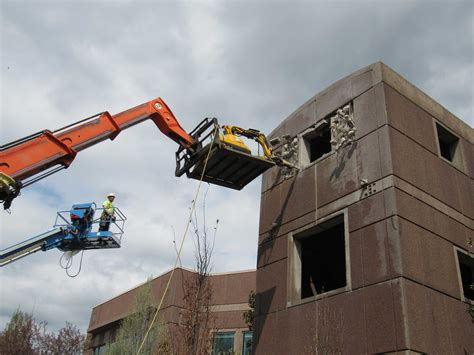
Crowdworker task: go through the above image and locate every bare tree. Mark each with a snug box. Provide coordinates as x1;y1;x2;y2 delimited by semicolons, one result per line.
0;309;84;355
173;188;218;354
39;321;84;354
0;309;44;354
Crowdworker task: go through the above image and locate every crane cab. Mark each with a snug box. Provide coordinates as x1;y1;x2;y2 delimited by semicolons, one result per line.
175;118;276;190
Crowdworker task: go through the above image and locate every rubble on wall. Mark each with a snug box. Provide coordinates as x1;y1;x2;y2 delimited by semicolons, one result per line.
280;136;299;178
273;102;357;180
330;103;356;152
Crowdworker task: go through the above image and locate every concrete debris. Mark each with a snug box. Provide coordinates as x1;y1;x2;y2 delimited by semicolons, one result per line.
280;136;299;178
330;103;356;151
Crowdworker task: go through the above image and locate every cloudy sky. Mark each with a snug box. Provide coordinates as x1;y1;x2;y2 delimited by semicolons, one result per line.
0;0;472;334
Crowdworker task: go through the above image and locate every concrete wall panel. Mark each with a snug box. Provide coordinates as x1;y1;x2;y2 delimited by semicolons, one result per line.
397;218;460;298
454;167;474;219
389;128;431;194
253;311;289;355
384;84;438;154
350;219;392;289
279;166;316;226
353;86;382;139
255;258;287;315
423;150;463;213
316;150;358;208
259;185;281;235
210;271;256;306
258;211;314;244
356;130;383;184
393;188;470;249
257;234;288;268
364;280;404;353
401;279;460;354
347;191;388;232
444;294;474;354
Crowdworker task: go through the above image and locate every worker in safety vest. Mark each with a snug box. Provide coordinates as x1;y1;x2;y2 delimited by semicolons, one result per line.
99;193;116;231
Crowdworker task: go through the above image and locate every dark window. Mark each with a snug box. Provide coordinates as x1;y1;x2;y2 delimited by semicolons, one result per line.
213;332;235;355
305;123;332;162
457;251;474;300
299;217;346;299
242;331;252;355
436;123;459;162
93;345;107;355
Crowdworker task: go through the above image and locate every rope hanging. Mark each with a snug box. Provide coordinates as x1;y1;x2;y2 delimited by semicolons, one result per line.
136;127;217;355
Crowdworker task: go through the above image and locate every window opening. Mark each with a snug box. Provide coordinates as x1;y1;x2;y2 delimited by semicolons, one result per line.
457;250;474;300
303;122;332;163
436;123;459;162
298;217;346;299
213;332;235;355
243;331;252;355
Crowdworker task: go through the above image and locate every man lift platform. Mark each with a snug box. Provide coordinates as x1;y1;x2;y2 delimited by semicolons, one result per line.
0;202;126;267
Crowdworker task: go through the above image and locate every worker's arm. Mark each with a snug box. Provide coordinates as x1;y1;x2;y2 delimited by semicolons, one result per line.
0;98;195;209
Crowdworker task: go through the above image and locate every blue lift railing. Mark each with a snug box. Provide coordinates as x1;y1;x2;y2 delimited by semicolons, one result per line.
0;203;126;267
53;205;127;250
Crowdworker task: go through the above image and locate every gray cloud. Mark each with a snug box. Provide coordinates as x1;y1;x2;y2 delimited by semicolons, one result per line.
1;0;472;333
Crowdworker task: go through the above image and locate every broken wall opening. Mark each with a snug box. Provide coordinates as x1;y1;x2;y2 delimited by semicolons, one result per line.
299;120;332;167
298;102;356;168
295;215;347;300
308;124;332;162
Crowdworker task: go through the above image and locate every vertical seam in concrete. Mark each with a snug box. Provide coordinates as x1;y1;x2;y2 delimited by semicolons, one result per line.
387;223;401;350
343;209;352;291
374;85;385;183
443;292;454;355
358;80;378;353
314;164;318;222
398;278;410;350
362;284;369;353
380;84;402;351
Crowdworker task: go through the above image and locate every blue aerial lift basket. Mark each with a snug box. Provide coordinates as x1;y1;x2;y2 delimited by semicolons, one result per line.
0;203;126;267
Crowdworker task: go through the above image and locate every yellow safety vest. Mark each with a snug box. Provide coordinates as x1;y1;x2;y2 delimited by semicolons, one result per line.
103;200;114;215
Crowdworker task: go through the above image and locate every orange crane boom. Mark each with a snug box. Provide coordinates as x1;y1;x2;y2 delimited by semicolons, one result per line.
1;96;291;210
0;98;194;209
1;98;193;182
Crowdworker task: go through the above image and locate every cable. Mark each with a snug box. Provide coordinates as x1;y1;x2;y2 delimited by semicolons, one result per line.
136;127;217;355
59;249;85;278
59;252;73;269
66;250;84;278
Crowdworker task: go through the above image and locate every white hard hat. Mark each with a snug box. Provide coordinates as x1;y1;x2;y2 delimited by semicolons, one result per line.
107;193;116;198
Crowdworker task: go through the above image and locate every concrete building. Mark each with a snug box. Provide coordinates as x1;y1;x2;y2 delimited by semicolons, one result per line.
86;62;473;354
85;268;255;354
255;62;473;354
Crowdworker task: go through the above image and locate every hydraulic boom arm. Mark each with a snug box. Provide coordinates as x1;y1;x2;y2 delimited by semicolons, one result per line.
0;98;194;209
1;97;296;210
221;125;294;168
